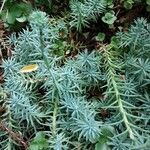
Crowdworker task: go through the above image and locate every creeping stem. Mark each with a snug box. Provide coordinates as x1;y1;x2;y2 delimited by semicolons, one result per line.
103;49;134;140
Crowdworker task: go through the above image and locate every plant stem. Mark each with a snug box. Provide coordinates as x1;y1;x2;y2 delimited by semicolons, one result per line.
52;101;57;136
39;29;61;97
103;49;134;140
0;0;7;14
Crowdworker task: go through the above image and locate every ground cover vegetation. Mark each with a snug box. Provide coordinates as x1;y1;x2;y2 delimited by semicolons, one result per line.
0;0;150;149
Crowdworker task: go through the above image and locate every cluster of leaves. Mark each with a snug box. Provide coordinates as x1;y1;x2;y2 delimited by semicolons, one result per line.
0;0;32;29
0;0;67;30
123;0;150;10
0;11;103;149
69;0;107;30
1;0;150;31
0;1;150;150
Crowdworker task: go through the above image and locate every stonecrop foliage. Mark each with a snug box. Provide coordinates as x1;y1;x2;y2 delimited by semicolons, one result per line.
0;2;150;150
70;0;106;31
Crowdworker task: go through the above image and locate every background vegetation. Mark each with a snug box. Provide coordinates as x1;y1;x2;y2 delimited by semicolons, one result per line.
0;0;150;149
